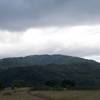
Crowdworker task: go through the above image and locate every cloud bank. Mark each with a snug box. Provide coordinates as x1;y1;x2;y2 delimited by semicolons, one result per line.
0;26;100;62
0;0;100;62
0;0;100;31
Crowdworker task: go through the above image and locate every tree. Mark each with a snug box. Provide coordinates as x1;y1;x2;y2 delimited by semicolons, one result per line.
61;80;75;89
11;80;26;89
0;81;5;91
45;80;57;87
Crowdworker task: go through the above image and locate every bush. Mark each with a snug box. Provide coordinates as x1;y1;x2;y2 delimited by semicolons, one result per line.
3;92;12;96
61;80;76;89
0;81;5;91
11;80;26;89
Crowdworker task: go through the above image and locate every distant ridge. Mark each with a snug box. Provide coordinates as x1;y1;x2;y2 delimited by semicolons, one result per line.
0;54;100;88
0;54;98;69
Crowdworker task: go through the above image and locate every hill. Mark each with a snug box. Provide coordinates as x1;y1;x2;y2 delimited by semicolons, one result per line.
0;54;98;69
0;55;100;88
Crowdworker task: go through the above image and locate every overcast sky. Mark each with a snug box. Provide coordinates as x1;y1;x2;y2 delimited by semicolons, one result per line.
0;0;100;62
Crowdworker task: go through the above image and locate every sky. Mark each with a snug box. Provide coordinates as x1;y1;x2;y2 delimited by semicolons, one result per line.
0;0;100;62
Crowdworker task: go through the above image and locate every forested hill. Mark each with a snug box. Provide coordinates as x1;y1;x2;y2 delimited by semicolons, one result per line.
0;55;100;88
0;54;99;69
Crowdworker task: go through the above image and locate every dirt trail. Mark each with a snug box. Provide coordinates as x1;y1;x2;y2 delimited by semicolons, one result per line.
27;91;46;100
32;96;46;100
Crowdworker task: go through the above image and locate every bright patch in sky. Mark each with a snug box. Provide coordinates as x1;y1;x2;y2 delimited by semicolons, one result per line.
0;25;100;62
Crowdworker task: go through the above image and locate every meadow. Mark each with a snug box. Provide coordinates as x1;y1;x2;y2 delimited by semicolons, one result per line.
0;88;100;100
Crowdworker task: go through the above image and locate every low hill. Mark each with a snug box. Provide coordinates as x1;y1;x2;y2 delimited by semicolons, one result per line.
0;54;99;69
0;55;100;88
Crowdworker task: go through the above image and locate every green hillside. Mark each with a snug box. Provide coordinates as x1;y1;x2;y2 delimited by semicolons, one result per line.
0;55;99;69
0;55;100;89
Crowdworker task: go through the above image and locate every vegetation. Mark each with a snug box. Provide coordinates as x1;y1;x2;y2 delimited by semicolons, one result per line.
0;55;100;89
0;89;100;100
0;55;99;69
0;63;100;89
0;81;5;91
31;90;100;100
11;80;26;89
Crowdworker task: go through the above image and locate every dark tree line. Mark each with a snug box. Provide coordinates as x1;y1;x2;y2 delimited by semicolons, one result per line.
0;81;5;91
0;79;76;91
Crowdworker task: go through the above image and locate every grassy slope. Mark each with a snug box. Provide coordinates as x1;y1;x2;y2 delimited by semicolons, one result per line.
31;90;100;100
0;88;46;100
1;88;100;100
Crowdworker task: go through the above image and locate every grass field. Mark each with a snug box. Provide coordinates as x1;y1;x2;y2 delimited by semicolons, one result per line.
0;88;100;100
32;90;100;100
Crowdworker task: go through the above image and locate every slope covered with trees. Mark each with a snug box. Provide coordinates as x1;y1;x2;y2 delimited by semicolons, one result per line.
0;55;100;89
0;55;99;69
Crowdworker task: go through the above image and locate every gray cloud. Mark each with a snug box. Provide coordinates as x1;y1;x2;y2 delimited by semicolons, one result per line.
0;0;100;62
0;26;100;61
0;0;100;31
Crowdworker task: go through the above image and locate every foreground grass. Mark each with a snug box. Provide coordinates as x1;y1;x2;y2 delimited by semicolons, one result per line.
0;88;38;100
0;88;100;100
31;90;100;100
